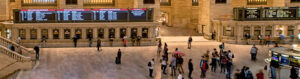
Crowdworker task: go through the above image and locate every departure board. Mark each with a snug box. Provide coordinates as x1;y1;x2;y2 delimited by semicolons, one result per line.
263;7;296;18
93;9;128;21
14;8;153;23
57;9;92;21
245;8;260;19
130;8;147;20
20;9;56;22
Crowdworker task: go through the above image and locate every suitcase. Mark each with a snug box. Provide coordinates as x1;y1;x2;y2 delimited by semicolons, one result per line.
115;57;120;64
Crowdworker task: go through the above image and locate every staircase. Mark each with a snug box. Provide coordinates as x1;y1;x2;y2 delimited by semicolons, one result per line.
0;36;35;79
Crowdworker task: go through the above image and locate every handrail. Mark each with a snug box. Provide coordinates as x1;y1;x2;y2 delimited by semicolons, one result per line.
0;45;31;62
0;36;35;56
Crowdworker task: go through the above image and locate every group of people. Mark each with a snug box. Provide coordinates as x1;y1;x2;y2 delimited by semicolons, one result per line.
122;36;142;47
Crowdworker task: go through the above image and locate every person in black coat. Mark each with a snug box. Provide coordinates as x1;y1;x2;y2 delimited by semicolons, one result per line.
188;59;194;79
117;49;122;64
290;66;298;79
34;45;40;60
72;36;78;47
96;39;101;51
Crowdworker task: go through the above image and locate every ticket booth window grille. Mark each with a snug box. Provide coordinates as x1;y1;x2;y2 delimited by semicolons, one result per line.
120;28;126;38
66;0;77;5
254;26;261;38
265;26;272;36
288;26;294;36
216;0;226;4
223;26;234;36
144;0;155;4
247;0;267;5
19;29;26;39
142;28;149;38
41;29;48;39
87;29;93;39
30;29;37;40
98;28;104;38
291;0;300;2
83;0;114;5
244;26;251;39
109;28;115;38
53;29;59;39
64;29;71;39
75;29;82;39
131;28;138;38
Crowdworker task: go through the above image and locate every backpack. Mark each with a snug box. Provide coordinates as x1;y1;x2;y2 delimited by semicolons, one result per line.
148;62;151;67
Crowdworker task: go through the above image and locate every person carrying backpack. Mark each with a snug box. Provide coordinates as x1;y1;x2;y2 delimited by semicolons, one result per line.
148;58;155;78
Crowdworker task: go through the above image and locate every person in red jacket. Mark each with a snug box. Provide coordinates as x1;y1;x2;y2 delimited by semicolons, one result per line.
256;69;264;79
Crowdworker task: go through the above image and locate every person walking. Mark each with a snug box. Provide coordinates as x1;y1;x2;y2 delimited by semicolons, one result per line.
161;55;167;74
228;50;234;60
123;36;127;47
270;59;279;79
188;59;193;79
157;41;162;55
34;45;40;60
219;42;225;51
220;56;227;73
109;35;114;46
41;36;47;47
256;69;264;79
96;38;101;52
200;56;209;78
258;35;263;45
170;55;177;76
116;49;122;64
188;36;193;49
88;34;93;47
72;36;78;47
250;44;258;61
177;56;184;73
212;31;216;40
226;59;233;79
211;55;218;72
9;44;15;51
148;58;155;78
290;66;298;79
131;36;136;46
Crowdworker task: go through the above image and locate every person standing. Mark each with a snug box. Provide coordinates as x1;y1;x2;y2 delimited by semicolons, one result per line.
270;59;279;79
212;31;216;40
200;56;208;78
226;59;233;79
41;36;47;47
16;37;21;44
148;58;155;78
228;50;234;60
188;36;193;49
137;36;141;46
96;38;101;52
258;35;262;45
220;56;227;73
131;36;136;46
34;45;40;60
211;55;218;72
109;35;114;47
244;67;253;79
157;41;162;55
256;69;264;79
116;49;122;64
170;55;177;76
290;33;295;43
219;42;225;51
290;66;298;79
188;59;194;79
123;36;127;47
250;44;258;61
72;36;78;47
265;35;271;47
88;34;93;47
161;55;167;74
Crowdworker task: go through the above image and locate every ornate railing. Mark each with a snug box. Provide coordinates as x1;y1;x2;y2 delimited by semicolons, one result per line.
0;36;35;58
0;45;31;62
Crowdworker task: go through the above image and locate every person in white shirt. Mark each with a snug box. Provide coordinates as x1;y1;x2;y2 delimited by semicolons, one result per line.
161;55;167;74
178;72;183;79
148;58;155;78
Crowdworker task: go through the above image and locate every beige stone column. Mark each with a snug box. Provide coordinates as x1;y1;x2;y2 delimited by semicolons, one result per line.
82;28;87;39
295;25;299;39
93;28;97;39
48;29;53;39
138;27;142;37
148;27;154;38
58;28;63;39
115;27;120;39
261;26;266;37
71;28;75;38
127;28;131;38
283;25;288;36
25;29;30;40
11;28;18;41
104;28;109;39
37;28;42;40
272;25;276;37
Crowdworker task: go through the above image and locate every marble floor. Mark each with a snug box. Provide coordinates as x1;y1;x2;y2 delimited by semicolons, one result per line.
17;42;273;79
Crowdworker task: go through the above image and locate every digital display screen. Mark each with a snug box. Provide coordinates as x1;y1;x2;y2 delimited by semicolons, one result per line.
245;8;260;19
280;54;289;65
130;9;147;20
14;8;153;23
93;9;128;21
20;9;56;22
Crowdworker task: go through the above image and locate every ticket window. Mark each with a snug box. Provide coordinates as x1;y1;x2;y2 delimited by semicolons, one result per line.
288;26;294;36
142;28;148;38
53;29;59;39
265;26;272;36
41;29;48;39
87;29;93;39
19;29;26;39
280;54;289;65
290;56;300;67
64;29;71;39
131;28;138;38
109;28;115;38
223;26;234;36
75;29;82;39
30;29;37;40
244;26;250;39
120;28;126;38
254;26;261;39
98;28;104;39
